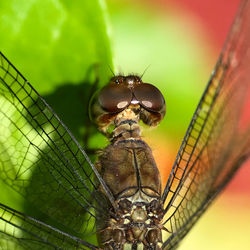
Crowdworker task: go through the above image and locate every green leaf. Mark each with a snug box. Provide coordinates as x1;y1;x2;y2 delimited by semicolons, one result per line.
0;0;112;227
0;0;113;90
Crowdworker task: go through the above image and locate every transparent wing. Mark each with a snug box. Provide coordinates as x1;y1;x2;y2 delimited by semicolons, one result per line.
0;52;111;246
0;202;97;250
161;0;250;248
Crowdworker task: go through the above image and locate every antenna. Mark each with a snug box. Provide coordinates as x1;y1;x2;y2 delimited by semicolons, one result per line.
140;64;151;79
108;65;115;76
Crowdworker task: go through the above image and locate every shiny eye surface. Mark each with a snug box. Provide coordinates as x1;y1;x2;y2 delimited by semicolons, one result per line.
133;83;165;112
111;76;124;84
98;83;132;113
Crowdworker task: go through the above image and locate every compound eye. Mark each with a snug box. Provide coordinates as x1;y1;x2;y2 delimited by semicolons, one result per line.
133;83;165;112
98;83;132;113
111;76;124;84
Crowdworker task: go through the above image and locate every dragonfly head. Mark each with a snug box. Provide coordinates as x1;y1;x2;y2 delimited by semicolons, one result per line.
89;75;166;134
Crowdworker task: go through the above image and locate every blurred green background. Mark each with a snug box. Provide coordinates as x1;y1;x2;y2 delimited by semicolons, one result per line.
0;0;249;249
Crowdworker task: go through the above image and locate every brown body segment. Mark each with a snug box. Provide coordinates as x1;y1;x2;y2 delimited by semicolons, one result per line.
97;140;161;198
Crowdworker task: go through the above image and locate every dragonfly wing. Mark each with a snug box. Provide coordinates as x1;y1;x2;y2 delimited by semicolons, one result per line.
0;52;111;243
161;0;250;248
0;202;97;249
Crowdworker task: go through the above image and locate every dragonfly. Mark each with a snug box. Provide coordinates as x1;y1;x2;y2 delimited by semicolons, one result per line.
0;0;249;249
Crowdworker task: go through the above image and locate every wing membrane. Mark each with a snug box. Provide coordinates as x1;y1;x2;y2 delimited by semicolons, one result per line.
0;52;110;244
162;0;250;248
0;202;97;249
